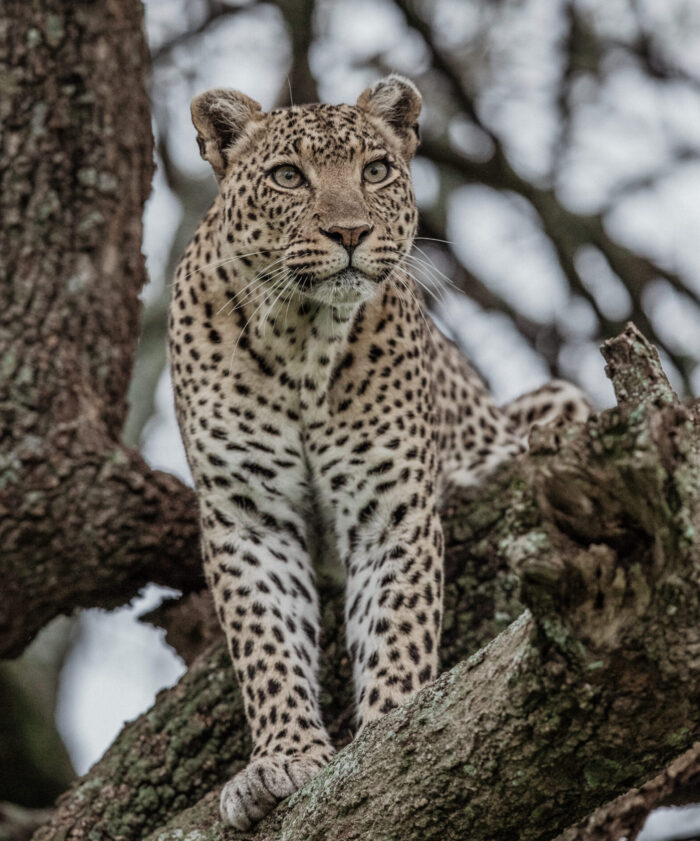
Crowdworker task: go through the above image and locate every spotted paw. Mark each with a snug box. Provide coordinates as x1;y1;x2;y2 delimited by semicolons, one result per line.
219;751;331;829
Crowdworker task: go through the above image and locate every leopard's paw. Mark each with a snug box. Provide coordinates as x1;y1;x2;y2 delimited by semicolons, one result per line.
219;751;331;829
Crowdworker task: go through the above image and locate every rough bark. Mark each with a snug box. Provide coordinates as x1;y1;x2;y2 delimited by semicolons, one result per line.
0;0;203;658
30;326;700;841
29;458;527;841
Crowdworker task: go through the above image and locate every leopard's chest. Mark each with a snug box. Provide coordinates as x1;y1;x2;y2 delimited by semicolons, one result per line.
173;271;439;547
189;315;350;501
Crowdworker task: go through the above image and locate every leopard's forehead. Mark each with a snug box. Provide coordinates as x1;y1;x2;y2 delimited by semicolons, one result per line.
259;103;388;162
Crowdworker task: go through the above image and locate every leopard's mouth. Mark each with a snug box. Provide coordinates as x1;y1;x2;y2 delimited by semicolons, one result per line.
298;268;380;305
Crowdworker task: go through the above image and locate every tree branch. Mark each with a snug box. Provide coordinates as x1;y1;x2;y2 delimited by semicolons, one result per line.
274;0;318;106
149;1;264;65
0;0;203;657
31;325;700;841
395;0;700;393
420;135;698;393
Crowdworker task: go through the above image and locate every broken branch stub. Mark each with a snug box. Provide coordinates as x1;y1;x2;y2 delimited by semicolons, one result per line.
520;323;699;661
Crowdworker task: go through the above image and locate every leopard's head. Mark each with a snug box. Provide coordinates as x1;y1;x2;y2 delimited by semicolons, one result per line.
191;75;421;305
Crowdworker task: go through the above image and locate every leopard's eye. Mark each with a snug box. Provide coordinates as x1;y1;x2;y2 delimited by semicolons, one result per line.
363;160;390;184
271;164;304;188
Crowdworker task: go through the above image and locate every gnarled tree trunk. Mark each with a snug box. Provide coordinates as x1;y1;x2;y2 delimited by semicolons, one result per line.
0;0;202;659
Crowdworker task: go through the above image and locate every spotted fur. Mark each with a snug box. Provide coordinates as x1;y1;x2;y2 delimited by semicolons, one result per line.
168;75;590;829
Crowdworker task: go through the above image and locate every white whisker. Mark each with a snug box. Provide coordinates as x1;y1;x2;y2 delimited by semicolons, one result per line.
227;275;289;371
217;257;293;316
393;235;457;247
182;245;291;281
388;268;438;349
264;274;296;333
414;235;456;246
410;246;463;293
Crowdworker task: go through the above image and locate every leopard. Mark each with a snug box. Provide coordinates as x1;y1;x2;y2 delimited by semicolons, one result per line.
168;74;590;829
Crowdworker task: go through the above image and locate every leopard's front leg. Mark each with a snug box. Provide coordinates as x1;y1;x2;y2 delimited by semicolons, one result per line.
343;502;444;726
201;507;333;828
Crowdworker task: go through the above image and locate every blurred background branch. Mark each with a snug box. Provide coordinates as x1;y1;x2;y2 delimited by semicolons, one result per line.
128;0;700;464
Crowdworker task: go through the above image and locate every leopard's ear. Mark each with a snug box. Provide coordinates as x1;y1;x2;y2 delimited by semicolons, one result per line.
356;74;422;160
190;88;263;181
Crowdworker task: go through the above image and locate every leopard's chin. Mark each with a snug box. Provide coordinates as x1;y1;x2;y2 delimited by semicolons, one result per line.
301;268;379;306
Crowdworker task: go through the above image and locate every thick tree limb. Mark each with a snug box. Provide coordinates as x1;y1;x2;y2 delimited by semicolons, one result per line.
30;458;528;841
0;0;203;657
31;325;700;841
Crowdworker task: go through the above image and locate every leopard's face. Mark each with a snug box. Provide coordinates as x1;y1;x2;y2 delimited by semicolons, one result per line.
192;76;422;307
219;104;418;306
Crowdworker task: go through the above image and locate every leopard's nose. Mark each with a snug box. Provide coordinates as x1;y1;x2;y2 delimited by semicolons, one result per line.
320;224;373;254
